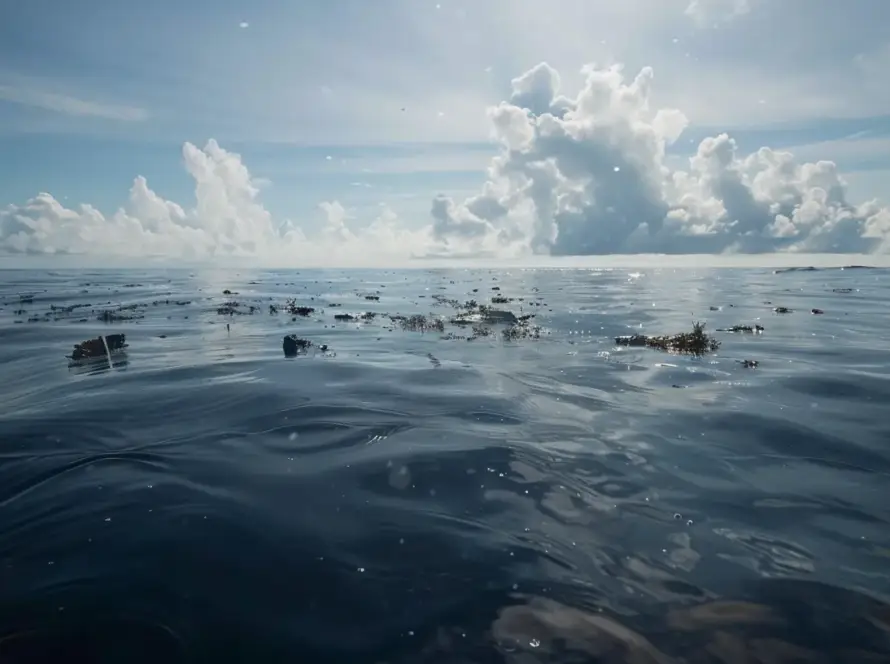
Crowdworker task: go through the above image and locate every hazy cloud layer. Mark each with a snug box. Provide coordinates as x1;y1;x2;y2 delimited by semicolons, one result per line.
2;63;888;263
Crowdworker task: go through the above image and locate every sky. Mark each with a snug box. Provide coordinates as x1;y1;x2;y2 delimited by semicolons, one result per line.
1;0;889;266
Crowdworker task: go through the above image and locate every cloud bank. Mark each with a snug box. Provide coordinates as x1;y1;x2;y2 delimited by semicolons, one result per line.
2;62;888;263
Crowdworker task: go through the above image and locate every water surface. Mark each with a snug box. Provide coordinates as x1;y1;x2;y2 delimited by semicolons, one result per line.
1;267;888;662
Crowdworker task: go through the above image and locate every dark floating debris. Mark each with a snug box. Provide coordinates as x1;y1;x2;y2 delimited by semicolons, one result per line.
285;300;315;316
97;305;144;322
334;313;357;322
502;319;542;341
615;322;720;356
716;324;764;333
392;314;446;333
68;333;128;362
773;307;792;314
364;295;380;301
832;288;853;293
738;359;759;369
811;308;824;315
282;335;312;357
217;301;258;315
491;295;511;304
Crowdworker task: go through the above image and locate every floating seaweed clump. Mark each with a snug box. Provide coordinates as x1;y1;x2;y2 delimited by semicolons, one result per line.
773;306;792;314
284;300;315;316
282;335;312;357
334;313;357;322
217;301;258;315
395;314;445;333
502;320;542;341
451;305;518;326
491;295;511;304
615;322;719;355
716;324;764;333
68;334;128;362
431;294;461;308
97;307;144;322
469;325;493;340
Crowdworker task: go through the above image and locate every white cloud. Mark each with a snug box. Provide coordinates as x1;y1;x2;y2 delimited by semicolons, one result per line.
429;61;890;256
0;140;434;265
2;62;889;263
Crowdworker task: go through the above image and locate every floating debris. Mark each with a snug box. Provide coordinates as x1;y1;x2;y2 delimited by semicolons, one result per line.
811;308;824;315
491;296;511;304
217;301;258;315
832;288;853;294
615;322;719;356
427;352;441;367
773;307;792;314
282;335;312;357
97;307;143;322
470;325;493;340
431;294;461;308
68;334;128;362
716;324;764;333
334;313;357;322
364;295;380;301
502;320;542;341
285;300;315;316
394;314;445;333
738;359;759;369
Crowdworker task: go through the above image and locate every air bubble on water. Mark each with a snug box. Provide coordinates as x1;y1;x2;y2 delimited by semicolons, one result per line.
512;583;519;590
673;513;682;520
288;432;298;441
357;567;365;573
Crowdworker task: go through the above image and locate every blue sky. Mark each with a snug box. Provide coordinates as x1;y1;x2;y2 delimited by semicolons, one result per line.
1;0;889;263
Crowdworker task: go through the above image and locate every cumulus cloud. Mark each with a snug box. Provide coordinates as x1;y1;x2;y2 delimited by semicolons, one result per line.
2;60;889;264
429;61;890;257
0;140;431;265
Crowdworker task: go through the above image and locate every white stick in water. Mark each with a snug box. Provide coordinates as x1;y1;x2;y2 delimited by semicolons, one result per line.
100;334;113;369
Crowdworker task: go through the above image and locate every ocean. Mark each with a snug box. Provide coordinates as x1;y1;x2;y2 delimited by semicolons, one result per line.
0;266;888;663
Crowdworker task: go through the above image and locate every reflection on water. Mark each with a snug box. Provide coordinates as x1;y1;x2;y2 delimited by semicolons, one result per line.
0;267;888;662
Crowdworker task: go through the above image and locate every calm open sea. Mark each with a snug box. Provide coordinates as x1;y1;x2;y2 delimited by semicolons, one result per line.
0;266;888;663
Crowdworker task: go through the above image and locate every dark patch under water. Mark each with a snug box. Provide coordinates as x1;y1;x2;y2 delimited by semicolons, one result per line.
0;267;889;663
